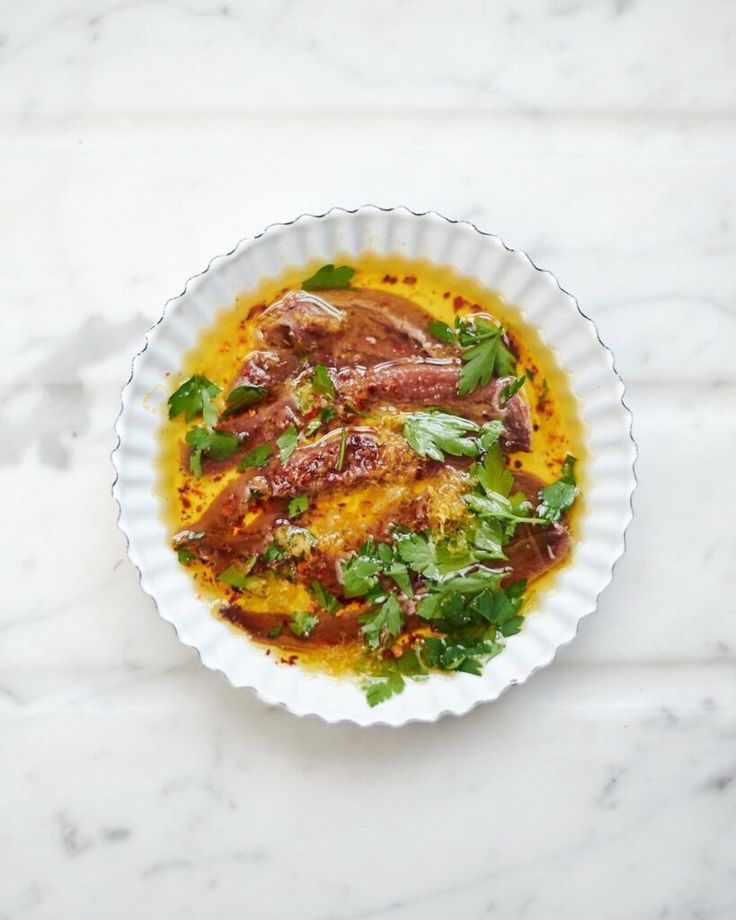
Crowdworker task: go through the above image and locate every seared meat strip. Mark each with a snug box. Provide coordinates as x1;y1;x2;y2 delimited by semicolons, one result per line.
219;358;530;454
259;289;455;363
189;429;429;565
337;359;531;452
504;469;572;582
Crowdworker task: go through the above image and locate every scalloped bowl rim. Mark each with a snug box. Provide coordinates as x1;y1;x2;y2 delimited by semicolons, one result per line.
112;205;636;727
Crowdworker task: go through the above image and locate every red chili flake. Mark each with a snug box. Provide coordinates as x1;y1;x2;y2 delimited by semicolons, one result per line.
453;295;466;312
403;275;417;285
443;291;450;299
181;496;191;509
533;424;540;432
382;274;398;284
514;460;522;469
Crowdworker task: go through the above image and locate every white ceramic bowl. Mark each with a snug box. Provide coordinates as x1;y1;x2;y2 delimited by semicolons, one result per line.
112;206;636;726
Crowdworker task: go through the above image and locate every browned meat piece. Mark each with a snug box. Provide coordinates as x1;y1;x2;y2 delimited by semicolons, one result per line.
337;359;531;452
235;349;299;389
504;468;572;582
504;523;572;583
257;288;454;364
220;604;370;649
189;429;428;565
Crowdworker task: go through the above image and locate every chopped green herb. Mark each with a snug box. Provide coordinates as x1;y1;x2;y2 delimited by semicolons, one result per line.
538;378;550;404
177;547;196;564
263;541;285;564
302;264;355;291
220;384;268;419
364;672;405;707
426;316;517;397
288;494;309;518
500;374;526;404
168;374;221;426
266;624;283;639
426;319;456;343
217;557;257;590
403;410;482;461
336;426;347;471
360;593;403;650
312;364;336;400
340;554;383;597
310;579;341;613
537;454;578;523
289;611;319;638
277;424;299;464
185;426;242;478
237;443;272;470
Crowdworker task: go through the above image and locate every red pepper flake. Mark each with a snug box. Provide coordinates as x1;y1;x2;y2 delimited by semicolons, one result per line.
453;295;466;312
382;274;398;284
443;291;450;299
403;275;417;285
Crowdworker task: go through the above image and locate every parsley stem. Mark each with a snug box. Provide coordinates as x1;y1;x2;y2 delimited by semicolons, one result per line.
336;427;347;471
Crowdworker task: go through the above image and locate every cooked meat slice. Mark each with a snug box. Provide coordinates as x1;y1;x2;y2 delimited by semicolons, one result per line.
234;349;299;389
503;468;573;582
257;289;455;364
337;359;531;452
504;523;572;583
188;429;428;564
220;604;370;649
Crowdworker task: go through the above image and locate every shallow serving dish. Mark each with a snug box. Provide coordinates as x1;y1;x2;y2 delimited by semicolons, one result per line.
112;206;636;726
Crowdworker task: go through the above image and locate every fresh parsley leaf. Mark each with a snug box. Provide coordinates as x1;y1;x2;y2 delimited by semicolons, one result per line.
289;610;319;638
360;593;403;650
217;557;257;590
185;426;242;478
263;541;285;564
427;319;456;343
339;554;383;597
403;410;481;461
221;384;268;419
395;532;440;580
266;624;283;639
478;419;505;451
177;547;196;564
385;561;413;596
537;454;578;522
310;579;341;613
312;364;336;400
302;264;355;291
237;443;272;470
364;672;405;707
500;374;526;404
475;443;514;498
459;337;499;396
168;375;221;425
336;426;347;471
428;317;518;397
288;494;309;518
277;424;299;464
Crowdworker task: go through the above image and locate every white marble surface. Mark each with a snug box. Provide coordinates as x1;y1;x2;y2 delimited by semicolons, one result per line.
1;2;735;917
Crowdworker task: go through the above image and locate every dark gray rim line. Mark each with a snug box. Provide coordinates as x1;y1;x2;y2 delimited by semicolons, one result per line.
111;205;638;728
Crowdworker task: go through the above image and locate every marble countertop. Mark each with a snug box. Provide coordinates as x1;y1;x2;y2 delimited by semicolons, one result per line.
2;2;735;918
